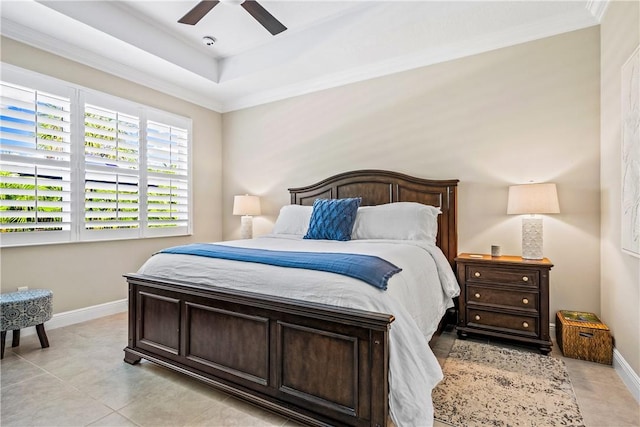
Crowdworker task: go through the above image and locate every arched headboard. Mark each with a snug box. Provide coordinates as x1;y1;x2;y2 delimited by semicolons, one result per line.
288;170;458;267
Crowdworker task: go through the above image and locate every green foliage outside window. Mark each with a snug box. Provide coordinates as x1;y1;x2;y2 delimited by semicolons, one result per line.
1;83;189;240
0;171;64;232
84;109;140;229
1;102;67;232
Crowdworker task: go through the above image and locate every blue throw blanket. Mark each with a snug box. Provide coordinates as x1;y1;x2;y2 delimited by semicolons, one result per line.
158;243;402;290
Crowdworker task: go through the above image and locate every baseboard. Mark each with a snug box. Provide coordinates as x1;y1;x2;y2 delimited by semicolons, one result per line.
614;348;640;404
551;322;640;404
4;308;639;404
3;298;127;341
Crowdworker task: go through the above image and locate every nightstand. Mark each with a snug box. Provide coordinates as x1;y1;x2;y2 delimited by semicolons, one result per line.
455;253;553;354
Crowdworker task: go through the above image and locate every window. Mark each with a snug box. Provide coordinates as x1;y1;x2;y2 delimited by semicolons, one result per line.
146;120;189;232
1;65;192;247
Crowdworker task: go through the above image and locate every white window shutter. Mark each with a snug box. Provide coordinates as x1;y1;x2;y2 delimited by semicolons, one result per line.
84;104;139;170
146;121;189;233
1;66;192;246
83;104;141;234
0;163;71;232
84;171;139;230
1;81;72;244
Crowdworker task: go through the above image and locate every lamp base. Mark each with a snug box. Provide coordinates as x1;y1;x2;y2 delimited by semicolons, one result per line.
522;216;543;260
240;215;253;239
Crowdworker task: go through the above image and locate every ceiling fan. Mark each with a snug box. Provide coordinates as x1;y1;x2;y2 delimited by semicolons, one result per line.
178;0;287;36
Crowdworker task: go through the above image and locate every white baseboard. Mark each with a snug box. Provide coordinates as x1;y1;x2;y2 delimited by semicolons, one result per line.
551;322;640;404
3;298;127;341
4;309;639;404
614;348;640;404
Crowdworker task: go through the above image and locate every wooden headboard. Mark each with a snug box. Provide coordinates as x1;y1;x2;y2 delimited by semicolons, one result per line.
288;170;459;267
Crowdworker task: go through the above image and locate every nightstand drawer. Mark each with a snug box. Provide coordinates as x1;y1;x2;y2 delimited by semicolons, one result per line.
466;308;538;337
467;285;538;312
456;253;553;354
466;265;538;286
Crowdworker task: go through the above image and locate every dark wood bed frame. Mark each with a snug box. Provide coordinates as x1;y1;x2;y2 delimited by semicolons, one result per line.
124;170;458;427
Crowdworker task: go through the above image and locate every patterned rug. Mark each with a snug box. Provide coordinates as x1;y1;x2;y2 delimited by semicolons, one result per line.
432;340;585;427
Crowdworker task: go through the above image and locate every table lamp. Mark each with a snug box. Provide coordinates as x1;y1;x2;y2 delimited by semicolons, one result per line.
507;183;560;260
233;194;261;239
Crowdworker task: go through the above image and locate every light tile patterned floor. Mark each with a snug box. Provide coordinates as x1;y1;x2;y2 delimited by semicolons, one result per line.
1;313;638;426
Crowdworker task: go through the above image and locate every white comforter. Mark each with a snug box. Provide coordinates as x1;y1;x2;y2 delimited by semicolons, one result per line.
137;235;460;427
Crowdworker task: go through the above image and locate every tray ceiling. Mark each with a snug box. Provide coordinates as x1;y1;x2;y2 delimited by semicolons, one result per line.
0;1;607;112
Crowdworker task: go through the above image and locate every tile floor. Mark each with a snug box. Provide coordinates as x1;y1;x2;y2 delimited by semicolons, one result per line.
430;325;640;427
1;313;638;427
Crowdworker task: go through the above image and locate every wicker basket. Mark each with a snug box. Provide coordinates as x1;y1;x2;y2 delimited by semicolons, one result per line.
556;311;612;365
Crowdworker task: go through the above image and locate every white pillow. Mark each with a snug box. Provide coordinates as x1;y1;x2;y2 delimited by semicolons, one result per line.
272;205;313;235
351;202;441;242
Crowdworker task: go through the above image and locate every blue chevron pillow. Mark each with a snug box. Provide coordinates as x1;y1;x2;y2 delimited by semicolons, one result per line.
304;198;362;241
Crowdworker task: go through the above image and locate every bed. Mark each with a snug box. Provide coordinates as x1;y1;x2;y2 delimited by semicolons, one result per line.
123;169;459;427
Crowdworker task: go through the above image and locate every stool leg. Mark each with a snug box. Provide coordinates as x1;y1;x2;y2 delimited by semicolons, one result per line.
12;329;20;348
35;324;49;349
1;331;6;359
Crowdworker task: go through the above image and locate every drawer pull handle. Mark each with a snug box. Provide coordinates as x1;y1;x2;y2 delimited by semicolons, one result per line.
474;272;481;277
522;298;529;304
522;276;529;282
522;321;529;328
475;293;481;299
474;315;481;321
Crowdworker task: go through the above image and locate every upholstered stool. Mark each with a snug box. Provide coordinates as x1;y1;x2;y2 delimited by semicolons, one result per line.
1;289;53;359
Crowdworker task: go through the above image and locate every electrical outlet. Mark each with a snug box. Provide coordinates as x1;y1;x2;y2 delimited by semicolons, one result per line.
17;286;28;292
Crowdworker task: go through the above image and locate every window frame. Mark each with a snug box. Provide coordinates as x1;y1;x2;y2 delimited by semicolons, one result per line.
1;63;193;247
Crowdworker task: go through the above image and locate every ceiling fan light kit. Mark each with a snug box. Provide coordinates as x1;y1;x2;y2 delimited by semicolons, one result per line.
179;0;287;36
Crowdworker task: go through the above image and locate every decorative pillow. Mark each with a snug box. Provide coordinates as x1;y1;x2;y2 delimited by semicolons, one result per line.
351;202;441;242
304;198;362;241
272;205;313;235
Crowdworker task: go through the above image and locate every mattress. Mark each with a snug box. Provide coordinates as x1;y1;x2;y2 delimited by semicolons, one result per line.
138;234;460;427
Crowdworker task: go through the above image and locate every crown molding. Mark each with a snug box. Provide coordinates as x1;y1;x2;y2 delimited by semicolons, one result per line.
586;0;610;22
1;4;600;115
0;18;223;112
220;8;600;112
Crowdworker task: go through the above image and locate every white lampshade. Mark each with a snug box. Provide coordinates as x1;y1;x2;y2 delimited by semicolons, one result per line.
233;195;261;216
507;183;560;215
507;183;559;260
233;194;260;239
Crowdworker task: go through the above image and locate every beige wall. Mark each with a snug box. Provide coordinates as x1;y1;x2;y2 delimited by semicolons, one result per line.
3;14;635;383
222;27;601;326
600;1;640;376
0;37;223;313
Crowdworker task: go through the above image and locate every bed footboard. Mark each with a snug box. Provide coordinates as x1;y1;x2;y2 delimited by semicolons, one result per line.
124;274;394;427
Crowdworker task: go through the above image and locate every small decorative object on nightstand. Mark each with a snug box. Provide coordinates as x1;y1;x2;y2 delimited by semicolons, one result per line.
455;253;553;354
556;310;613;365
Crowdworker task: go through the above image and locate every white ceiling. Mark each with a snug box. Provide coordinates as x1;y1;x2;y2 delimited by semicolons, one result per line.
0;0;608;112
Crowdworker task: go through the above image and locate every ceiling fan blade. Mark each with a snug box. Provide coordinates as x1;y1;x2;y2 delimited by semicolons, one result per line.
178;0;220;25
241;1;287;35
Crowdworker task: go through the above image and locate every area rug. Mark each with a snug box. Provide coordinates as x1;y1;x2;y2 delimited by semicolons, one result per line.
432;340;585;427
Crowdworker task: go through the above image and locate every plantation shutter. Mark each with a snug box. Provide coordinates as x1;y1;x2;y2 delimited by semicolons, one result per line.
0;82;72;242
1;65;192;247
146;120;189;231
83;104;140;232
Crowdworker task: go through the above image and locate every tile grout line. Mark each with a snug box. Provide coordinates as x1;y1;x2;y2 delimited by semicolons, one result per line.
6;334;131;426
87;410;141;427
